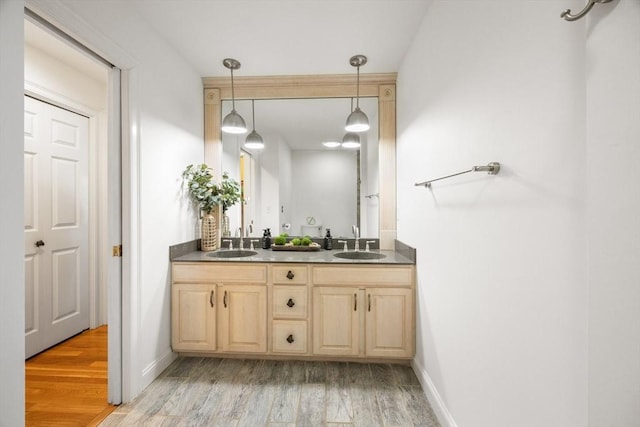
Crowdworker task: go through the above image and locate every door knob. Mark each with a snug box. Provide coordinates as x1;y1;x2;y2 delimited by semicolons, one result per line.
35;240;45;247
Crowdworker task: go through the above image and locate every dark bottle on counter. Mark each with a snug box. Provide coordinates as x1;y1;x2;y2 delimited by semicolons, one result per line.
324;229;333;250
262;228;272;249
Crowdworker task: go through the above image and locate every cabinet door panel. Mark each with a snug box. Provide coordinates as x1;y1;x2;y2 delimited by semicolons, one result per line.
312;287;359;356
172;284;216;351
220;285;267;353
365;288;413;358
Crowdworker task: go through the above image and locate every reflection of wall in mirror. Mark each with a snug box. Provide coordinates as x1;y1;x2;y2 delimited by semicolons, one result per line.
291;150;356;238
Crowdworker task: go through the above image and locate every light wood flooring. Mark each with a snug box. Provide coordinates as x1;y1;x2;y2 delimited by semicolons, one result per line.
100;357;440;426
25;325;117;426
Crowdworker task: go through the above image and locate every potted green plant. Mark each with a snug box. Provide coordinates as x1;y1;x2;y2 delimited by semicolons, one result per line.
182;164;242;250
182;164;220;251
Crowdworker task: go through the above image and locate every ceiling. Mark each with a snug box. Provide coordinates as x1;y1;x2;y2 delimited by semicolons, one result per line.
127;0;431;77
26;0;430;150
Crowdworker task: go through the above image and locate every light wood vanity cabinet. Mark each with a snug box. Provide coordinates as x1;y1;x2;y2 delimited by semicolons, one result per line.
172;263;267;354
312;266;414;359
171;261;414;361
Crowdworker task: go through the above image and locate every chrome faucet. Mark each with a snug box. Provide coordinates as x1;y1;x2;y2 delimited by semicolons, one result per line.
238;227;244;250
352;225;360;252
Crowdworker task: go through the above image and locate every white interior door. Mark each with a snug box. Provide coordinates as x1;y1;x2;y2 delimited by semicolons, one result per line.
24;95;90;358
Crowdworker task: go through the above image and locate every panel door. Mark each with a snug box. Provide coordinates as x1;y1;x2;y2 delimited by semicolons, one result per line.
171;284;216;352
312;287;360;356
365;288;413;358
24;96;89;358
219;284;267;353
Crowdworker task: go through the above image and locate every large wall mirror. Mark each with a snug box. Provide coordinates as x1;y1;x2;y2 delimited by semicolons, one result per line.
203;73;397;249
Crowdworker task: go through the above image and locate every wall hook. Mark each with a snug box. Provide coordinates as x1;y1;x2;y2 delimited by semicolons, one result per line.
561;0;613;21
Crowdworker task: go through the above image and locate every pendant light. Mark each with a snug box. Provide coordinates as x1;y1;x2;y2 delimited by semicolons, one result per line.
342;98;361;148
221;58;247;134
244;100;264;149
341;132;361;149
345;54;370;133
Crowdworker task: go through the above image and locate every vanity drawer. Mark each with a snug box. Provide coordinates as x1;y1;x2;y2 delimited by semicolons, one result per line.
272;320;307;354
272;265;308;284
273;286;308;319
172;263;267;284
312;265;413;286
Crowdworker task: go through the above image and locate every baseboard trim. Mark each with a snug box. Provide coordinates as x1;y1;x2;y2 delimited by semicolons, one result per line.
411;359;458;427
140;348;177;390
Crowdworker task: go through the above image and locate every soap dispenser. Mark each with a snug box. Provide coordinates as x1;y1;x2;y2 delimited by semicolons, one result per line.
324;229;333;250
262;228;272;249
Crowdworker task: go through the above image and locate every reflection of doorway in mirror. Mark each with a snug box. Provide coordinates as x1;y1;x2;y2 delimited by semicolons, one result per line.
240;150;256;237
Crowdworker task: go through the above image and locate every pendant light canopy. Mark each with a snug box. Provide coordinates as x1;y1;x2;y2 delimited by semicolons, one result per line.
345;54;370;133
221;58;247;134
244;100;264;149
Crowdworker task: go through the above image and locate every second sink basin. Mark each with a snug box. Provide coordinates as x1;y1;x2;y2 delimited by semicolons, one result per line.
333;251;387;260
207;250;258;259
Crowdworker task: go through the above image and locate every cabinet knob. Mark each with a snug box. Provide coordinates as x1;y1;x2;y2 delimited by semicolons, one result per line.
35;240;45;247
286;334;294;344
286;298;295;308
286;270;295;280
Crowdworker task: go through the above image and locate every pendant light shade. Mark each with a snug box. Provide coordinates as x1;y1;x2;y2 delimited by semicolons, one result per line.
345;54;370;133
341;132;361;149
222;110;247;134
221;58;247;134
244;100;264;149
345;107;369;133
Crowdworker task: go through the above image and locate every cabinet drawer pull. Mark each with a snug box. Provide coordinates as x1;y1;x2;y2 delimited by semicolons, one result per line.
210;290;215;307
286;298;295;308
354;293;357;311
223;290;227;308
286;270;295;280
368;293;371;312
286;334;294;344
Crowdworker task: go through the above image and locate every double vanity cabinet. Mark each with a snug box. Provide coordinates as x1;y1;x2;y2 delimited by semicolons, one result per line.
171;251;415;362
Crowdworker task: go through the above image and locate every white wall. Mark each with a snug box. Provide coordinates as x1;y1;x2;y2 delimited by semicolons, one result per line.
0;1;26;424
27;0;205;400
291;150;357;237
397;1;588;426
585;1;640;425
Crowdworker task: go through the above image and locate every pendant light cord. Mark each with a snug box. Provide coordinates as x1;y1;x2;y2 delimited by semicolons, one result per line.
251;100;256;129
356;65;360;109
230;68;236;111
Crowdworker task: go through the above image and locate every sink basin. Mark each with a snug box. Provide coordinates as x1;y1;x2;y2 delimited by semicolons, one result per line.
207;250;258;259
333;251;387;260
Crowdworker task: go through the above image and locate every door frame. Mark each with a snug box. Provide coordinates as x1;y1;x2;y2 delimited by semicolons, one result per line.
23;7;128;403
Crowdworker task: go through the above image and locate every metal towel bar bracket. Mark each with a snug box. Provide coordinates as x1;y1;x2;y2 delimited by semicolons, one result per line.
415;162;501;189
561;0;613;21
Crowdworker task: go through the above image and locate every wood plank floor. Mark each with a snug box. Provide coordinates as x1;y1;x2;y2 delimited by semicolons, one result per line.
100;357;441;427
26;325;117;426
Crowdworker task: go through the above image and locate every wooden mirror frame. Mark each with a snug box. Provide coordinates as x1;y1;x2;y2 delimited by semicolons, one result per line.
202;73;397;249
